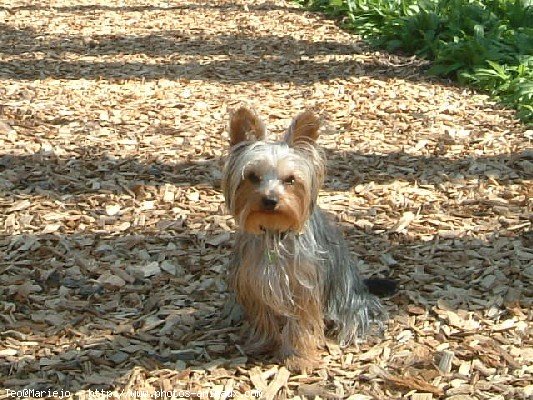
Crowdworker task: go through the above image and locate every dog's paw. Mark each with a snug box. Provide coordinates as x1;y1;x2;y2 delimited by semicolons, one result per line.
283;354;324;373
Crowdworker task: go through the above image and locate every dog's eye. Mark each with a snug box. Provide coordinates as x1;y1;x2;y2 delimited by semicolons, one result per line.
247;172;260;184
283;175;295;185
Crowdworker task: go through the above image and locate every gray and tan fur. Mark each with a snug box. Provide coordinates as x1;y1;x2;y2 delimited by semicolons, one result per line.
222;107;387;370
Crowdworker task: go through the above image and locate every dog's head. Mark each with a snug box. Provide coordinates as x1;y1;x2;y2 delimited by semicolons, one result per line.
222;107;325;234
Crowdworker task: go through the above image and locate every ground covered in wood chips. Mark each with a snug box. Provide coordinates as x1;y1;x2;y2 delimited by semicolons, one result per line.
0;1;532;399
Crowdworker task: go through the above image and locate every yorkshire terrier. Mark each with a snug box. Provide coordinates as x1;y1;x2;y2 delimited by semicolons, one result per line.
221;107;395;370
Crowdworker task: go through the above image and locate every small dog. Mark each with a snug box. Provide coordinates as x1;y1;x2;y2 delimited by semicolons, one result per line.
222;107;392;370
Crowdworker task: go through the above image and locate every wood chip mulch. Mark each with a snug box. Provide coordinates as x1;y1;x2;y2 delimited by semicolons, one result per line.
0;1;531;399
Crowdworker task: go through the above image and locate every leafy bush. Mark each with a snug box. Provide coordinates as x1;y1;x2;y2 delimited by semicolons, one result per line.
299;0;533;123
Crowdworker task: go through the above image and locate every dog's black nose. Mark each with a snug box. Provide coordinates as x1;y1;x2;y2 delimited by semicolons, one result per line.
261;195;278;210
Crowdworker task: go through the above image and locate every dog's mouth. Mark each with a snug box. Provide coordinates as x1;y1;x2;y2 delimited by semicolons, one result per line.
256;211;282;232
259;220;285;230
244;209;298;235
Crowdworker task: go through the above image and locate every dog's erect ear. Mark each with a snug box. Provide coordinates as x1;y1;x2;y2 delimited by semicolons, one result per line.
228;107;266;147
284;110;320;146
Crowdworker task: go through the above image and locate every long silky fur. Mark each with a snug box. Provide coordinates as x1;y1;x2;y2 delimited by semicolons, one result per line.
222;139;387;357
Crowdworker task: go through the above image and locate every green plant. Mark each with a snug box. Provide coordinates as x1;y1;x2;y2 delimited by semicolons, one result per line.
297;0;533;123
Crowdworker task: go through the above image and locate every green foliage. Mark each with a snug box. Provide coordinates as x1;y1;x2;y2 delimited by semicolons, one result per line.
298;0;533;123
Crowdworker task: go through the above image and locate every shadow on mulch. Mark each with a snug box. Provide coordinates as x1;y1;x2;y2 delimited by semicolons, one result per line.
0;226;245;392
0;146;530;198
0;1;303;14
1;143;530;393
1;226;530;392
0;22;426;83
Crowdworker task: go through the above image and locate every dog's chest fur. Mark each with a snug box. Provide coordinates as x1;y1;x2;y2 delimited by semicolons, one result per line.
230;226;324;318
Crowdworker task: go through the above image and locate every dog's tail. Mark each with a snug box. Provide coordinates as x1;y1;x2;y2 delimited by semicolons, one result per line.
364;278;398;297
